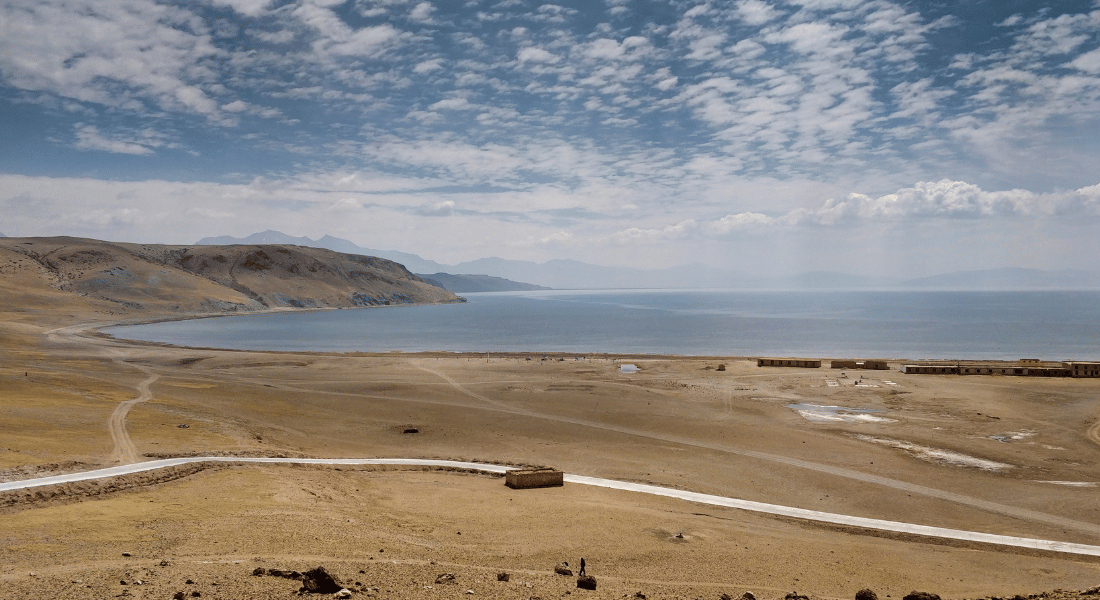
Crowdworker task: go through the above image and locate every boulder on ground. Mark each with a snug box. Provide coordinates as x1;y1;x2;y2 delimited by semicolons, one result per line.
497;572;510;582
301;566;344;594
903;592;940;600
785;593;809;600
856;590;878;600
334;589;353;599
577;575;597;590
252;567;266;576
436;573;457;585
555;565;573;576
741;592;757;600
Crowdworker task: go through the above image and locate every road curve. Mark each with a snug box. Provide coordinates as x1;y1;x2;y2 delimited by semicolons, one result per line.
2;457;1099;558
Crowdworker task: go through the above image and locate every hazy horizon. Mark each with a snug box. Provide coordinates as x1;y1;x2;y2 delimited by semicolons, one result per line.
2;0;1099;278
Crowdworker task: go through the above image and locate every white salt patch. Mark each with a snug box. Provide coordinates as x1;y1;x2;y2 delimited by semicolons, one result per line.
789;404;897;423
854;435;1013;471
619;364;639;373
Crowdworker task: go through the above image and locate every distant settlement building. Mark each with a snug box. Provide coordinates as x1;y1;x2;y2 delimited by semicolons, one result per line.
757;358;821;368
903;361;1100;378
830;359;889;370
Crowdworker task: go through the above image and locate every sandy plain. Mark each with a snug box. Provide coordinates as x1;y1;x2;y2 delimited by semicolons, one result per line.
2;303;1100;600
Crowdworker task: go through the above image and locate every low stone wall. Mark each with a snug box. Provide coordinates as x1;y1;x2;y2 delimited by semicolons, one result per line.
505;468;564;489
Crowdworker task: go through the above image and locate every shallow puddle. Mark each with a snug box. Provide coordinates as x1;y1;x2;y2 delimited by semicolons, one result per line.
787;403;897;423
619;363;639;373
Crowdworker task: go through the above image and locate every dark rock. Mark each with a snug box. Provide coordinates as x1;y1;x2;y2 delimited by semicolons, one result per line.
555;565;573;576
742;593;757;600
720;595;730;600
786;593;809;600
436;573;457;585
903;592;940;600
173;593;185;600
122;552;132;557
577;575;597;591
637;593;648;599
253;567;266;576
185;579;194;585
301;566;344;594
403;428;419;434
160;560;171;567
497;572;510;582
191;593;201;598
857;590;879;600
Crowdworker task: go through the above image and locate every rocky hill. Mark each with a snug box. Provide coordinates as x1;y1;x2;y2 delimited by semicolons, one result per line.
0;236;462;322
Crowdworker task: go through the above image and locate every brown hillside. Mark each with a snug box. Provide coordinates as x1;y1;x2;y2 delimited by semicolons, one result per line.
0;236;461;323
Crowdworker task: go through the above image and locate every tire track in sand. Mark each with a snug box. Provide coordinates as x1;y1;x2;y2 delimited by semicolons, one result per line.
108;365;159;465
414;361;1100;538
1088;419;1100;448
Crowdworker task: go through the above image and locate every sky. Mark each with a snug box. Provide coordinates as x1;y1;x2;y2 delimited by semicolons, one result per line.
1;0;1099;277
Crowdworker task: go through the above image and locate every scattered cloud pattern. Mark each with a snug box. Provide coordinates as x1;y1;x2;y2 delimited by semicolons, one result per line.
1;0;1099;274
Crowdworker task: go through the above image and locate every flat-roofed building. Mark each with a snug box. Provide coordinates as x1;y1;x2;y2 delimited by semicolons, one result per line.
830;359;889;370
1064;362;1100;378
757;358;821;368
901;364;959;375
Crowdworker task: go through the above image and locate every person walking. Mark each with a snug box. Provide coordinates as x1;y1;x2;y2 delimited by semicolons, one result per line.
579;558;586;576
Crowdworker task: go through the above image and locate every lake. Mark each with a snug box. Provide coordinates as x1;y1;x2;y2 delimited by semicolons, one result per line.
104;289;1100;360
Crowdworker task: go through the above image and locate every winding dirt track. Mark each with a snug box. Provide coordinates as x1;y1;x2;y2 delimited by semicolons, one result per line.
107;365;158;464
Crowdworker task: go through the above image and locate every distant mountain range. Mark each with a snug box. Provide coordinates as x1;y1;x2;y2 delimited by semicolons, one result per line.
196;231;1100;291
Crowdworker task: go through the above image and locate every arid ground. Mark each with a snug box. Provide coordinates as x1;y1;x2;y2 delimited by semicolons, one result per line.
2;298;1100;599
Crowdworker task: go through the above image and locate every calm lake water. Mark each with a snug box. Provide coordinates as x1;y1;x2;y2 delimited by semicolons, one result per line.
105;290;1100;360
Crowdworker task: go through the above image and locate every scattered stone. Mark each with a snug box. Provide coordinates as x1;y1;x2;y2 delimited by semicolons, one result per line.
120;580;128;585
186;579;195;585
403;428;419;434
497;572;511;582
720;594;730;600
334;589;353;599
302;566;345;594
191;592;201;598
436;573;457;585
636;592;647;599
178;424;189;428
857;590;879;600
467;590;475;594
740;592;756;600
173;592;185;600
253;567;267;576
555;565;573;576
577;575;597;591
71;580;82;584
160;560;171;567
785;593;809;600
122;552;132;557
903;592;941;600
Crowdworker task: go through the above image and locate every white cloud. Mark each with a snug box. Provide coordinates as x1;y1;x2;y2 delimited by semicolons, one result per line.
409;2;435;22
428;97;473;111
517;46;560;64
416;200;455;216
205;0;274;17
74;125;154;155
0;0;224;119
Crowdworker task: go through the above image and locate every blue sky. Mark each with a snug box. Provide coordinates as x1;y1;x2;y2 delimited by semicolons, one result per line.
1;0;1099;276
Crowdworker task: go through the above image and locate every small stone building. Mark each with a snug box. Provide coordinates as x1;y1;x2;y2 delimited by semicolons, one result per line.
505;468;564;489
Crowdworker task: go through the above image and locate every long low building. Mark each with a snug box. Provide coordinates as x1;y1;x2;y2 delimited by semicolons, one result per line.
757;358;821;368
903;361;1100;377
830;359;889;370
